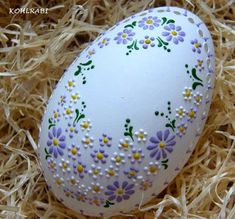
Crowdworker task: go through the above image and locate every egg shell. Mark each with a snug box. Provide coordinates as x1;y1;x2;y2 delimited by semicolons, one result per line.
38;6;215;217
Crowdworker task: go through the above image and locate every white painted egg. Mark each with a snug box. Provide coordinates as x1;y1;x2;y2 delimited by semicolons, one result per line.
38;6;215;217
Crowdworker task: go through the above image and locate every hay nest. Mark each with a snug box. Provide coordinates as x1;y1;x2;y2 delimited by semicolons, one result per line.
0;0;234;218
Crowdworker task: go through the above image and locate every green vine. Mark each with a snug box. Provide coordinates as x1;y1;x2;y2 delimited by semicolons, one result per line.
74;60;95;84
48;118;55;129
124;21;136;29
44;148;52;160
161;159;169;169
126;39;139;55
161;17;175;26
156;37;171;52
73;109;85;124
185;64;203;90
103;200;115;208
124;118;134;141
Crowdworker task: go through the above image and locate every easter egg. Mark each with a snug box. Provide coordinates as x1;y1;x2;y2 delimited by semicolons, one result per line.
38;6;215;217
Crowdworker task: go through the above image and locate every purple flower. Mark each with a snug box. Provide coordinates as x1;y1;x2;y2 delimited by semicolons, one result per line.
105;181;135;202
139;36;155;49
91;148;108;164
162;24;185;44
138;16;161;30
88;196;105;206
124;167;139;180
86;49;95;59
191;39;202;53
47;127;66;158
187;107;197;122
51;109;60;122
176;122;188;137
128;148;145;164
139;179;153;191
99;134;112;147
114;29;135;44
65;123;78;138
147;129;176;160
195;59;204;72
58;95;66;106
98;37;110;48
73;161;87;178
67;144;81;160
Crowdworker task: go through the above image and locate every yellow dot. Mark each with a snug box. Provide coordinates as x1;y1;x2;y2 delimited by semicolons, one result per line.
188;111;195;118
178;110;183;115
70;179;76;185
96;152;104;160
171;30;177;36
56;178;61;185
62;162;67;169
77;165;83;173
129;170;136;177
82;122;89;129
69;127;74;132
122;33;127;38
68;81;74;87
102;39;106;44
159;141;166;149
71;148;77;155
146;19;153;24
54;112;58;118
93;186;100;193
138;133;145;139
103;137;109;144
72;94;78;100
179;127;185;133
149;166;157;173
121;142;129;148
117;188;124;195
115;156;122;163
195;42;200;48
133;153;140;160
66;108;71;115
84;138;90;145
185;90;191;97
145;39;151;44
195;96;201;102
198;60;203;66
108;169;115;176
49;162;54;169
93;169;99;175
52;138;59;146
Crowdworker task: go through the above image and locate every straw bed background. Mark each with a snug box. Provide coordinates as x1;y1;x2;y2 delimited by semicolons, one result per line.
0;0;235;218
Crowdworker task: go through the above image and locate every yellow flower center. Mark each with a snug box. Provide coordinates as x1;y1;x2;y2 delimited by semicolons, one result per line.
195;96;201;103
188;111;195;118
195;42;200;48
93;186;100;193
108;169;115;176
84;138;90;145
82;122;89;129
129;170;136;177
179;126;185;133
121;142;129;148
146;19;153;24
145;39;151;44
117;188;124;195
103;137;109;144
52;138;59;146
149;166;158;173
178;110;183;115
71;148;77;155
69;127;74;132
185;90;191;97
102;39;106;44
93;169;99;175
66;108;71;115
122;33;127;38
62;162;67;169
70;179;76;185
198;60;203;66
77;164;84;173
54;112;58;118
171;30;177;36
143;182;149;190
159;141;166;149
71;94;78;100
68;81;74;87
55;178;61;185
96;152;104;160
138;133;145;139
65;191;70;197
133;152;140;160
115;156;122;163
49;162;54;169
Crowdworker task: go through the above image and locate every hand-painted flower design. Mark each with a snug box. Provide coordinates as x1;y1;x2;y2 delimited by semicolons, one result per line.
187;107;197;122
162;24;185;44
183;87;193;101
176;106;186;119
63;105;74;120
81;134;94;148
51;109;60;122
91;148;108;164
47;158;57;173
105;165;118;178
144;161;161;175
53;174;64;187
70;92;80;104
98;37;110;48
134;129;147;143
176;122;188;137
65;122;78;138
58;95;66;106
191;39;202;53
59;158;71;174
139;36;155;49
89;196;105;206
80;119;92;132
147;129;176;160
67;175;78;186
118;138;133;151
111;152;126;166
193;92;203;106
195;59;204;72
124;167;139;180
89;182;104;194
105;181;135;202
73;161;87;178
88;164;103;179
63;188;72;198
86;49;95;59
138;16;161;30
65;79;75;91
67;143;81;160
99;134;112;147
128;148;145;164
114;29;135;44
47;127;66;158
139;179;153;191
75;191;87;203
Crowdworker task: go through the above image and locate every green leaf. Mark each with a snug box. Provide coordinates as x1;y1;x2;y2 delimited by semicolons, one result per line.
132;21;136;26
192;82;203;90
162;163;168;169
156;38;163;47
192;68;202;82
48;118;52;124
161;159;168;163
127;41;135;49
129;126;134;141
73;109;80;123
80;60;92;66
158;37;168;46
74;65;82;76
48;123;55;129
165;123;175;132
161;17;167;25
171;119;176;129
134;40;139;50
166;19;175;24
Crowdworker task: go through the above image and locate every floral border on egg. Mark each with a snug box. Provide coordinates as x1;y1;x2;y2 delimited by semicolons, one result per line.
43;8;214;213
